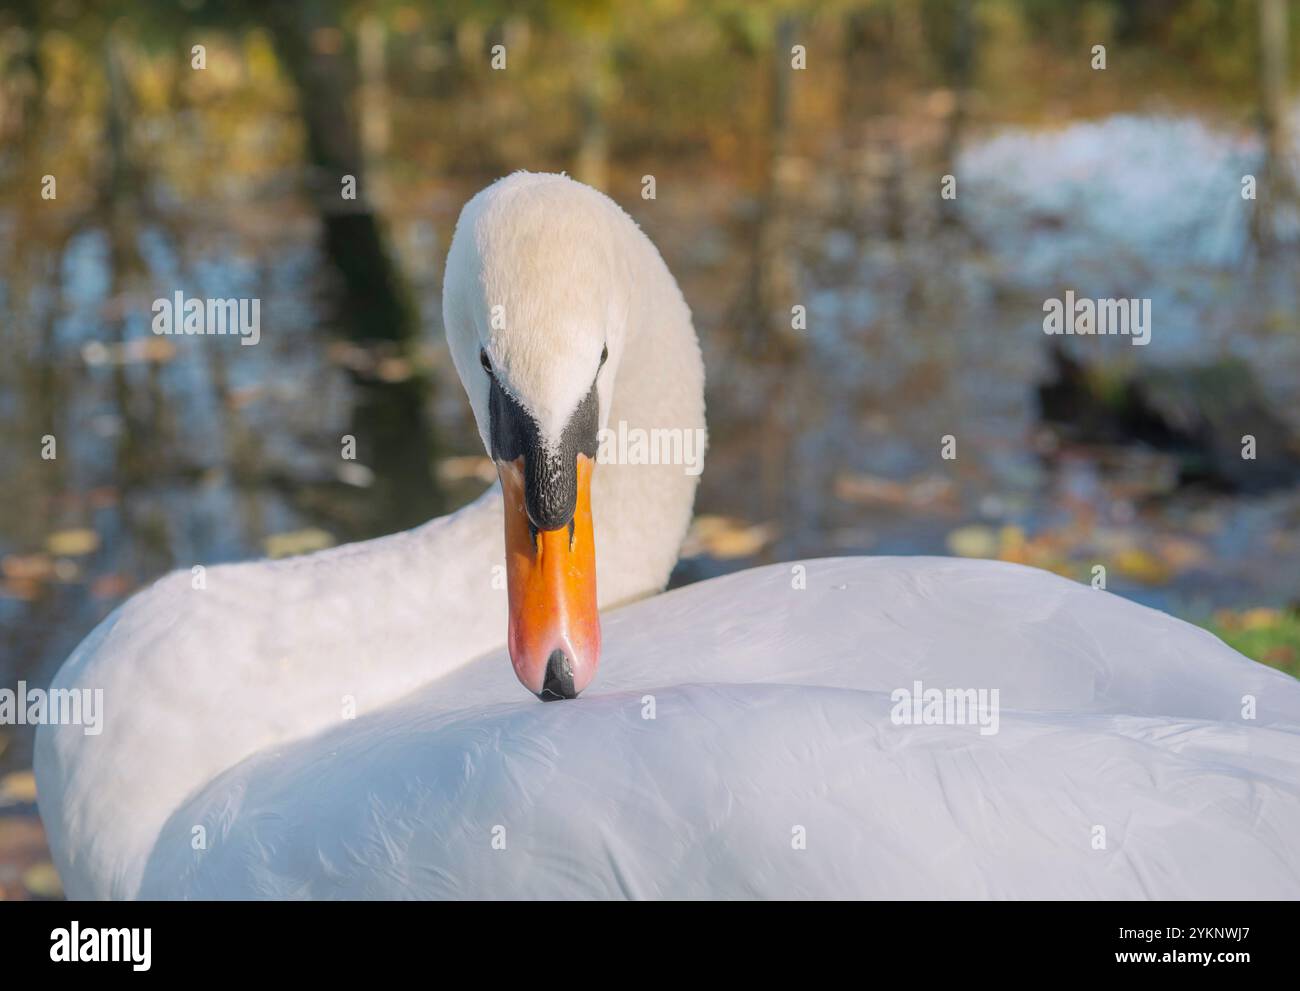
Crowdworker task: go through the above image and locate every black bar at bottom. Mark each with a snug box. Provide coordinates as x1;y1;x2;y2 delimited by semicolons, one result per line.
0;900;1291;977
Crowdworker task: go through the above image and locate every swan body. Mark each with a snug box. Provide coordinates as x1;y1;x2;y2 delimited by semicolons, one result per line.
35;173;1300;900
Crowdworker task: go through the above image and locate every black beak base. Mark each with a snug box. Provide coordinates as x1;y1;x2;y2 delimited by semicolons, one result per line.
489;374;600;532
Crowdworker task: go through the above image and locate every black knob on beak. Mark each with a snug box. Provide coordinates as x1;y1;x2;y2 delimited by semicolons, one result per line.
538;649;578;701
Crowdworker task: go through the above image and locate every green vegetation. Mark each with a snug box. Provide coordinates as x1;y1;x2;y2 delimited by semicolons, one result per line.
1206;609;1300;679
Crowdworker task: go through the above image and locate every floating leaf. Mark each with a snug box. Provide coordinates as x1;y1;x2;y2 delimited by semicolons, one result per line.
1152;535;1207;572
946;524;998;559
21;862;63;898
1240;608;1282;632
681;515;777;559
1114;546;1173;584
436;456;496;485
0;771;38;806
90;573;133;600
45;529;100;557
265;528;336;559
2;553;54;581
835;472;955;510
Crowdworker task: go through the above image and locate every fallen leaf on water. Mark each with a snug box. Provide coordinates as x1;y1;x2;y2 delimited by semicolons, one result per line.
436;456;496;485
80;338;175;366
993;526;1079;575
90;573;134;600
835;472;956;510
46;529;100;557
946;524;998;559
265;528;335;559
0;771;38;806
129;337;176;364
2;553;54;581
1114;547;1173;585
1240;608;1282;631
1152;535;1207;572
681;515;777;559
999;524;1028;553
835;473;909;506
21;862;62;899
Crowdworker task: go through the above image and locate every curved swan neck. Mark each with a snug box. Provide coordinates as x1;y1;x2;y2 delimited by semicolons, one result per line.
588;219;707;606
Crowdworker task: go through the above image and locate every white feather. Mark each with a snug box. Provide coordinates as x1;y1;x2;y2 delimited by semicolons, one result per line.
35;175;1300;900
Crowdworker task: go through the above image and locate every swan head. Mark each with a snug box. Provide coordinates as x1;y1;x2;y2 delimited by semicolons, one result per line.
443;172;634;700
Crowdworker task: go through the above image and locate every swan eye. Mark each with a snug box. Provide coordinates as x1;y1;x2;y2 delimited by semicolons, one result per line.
599;345;608;369
479;349;492;374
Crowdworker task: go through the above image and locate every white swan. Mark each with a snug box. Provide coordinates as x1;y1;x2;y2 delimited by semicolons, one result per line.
36;172;1300;899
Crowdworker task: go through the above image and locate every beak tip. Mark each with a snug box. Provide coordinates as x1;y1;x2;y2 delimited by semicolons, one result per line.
536;690;578;702
537;648;579;701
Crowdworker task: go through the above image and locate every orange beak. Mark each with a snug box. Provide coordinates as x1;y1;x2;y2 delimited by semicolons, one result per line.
500;454;600;700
